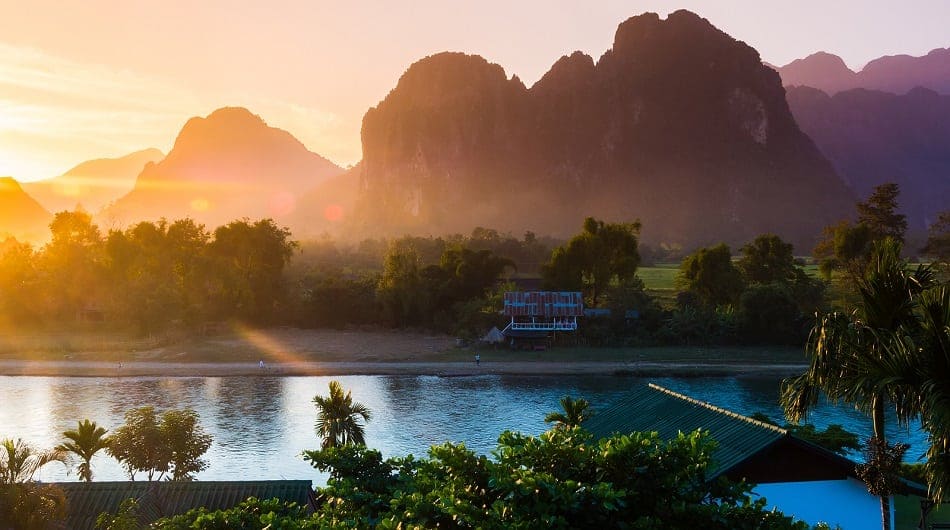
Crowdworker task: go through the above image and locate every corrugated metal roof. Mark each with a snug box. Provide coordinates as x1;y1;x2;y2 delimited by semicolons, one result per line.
583;383;787;478
56;480;312;530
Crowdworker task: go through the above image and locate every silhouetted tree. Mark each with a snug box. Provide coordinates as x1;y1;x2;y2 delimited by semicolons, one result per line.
57;419;108;482
542;217;641;306
677;244;744;307
313;381;372;449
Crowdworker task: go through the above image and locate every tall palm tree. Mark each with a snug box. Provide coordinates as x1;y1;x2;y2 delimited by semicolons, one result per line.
56;419;109;482
0;438;68;528
313;381;372;449
858;285;950;502
781;239;931;530
544;396;592;429
0;438;66;485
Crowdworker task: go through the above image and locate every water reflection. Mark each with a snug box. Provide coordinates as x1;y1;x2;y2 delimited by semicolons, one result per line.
0;374;930;483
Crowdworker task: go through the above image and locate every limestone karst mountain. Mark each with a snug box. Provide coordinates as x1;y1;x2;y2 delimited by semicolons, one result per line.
101;107;343;230
22;149;164;214
777;48;950;95
0;177;52;243
786;85;950;236
353;10;853;249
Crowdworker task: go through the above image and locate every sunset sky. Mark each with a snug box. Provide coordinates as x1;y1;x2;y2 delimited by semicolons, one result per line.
2;0;948;182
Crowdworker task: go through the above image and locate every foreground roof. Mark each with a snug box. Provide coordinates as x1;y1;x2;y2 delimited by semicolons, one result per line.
57;479;312;530
584;383;848;481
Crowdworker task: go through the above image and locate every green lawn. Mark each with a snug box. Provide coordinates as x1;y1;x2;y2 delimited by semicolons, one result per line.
638;263;680;290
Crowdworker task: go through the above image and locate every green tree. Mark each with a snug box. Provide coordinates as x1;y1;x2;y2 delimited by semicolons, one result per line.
107;406;167;481
161;409;213;481
0;438;68;529
813;220;872;280
859;285;950;501
40;210;106;321
300;427;814;529
107;406;212;481
738;234;798;284
0;238;42;325
677;243;745;307
544;396;591;429
376;240;425;327
542;217;641;306
313;381;372;449
857;182;907;244
208;218;297;323
782;239;932;530
814;183;906;282
56;419;108;482
921;210;950;266
95;498;143;530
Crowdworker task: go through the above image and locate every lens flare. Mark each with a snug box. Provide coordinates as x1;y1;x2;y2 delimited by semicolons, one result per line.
323;204;343;222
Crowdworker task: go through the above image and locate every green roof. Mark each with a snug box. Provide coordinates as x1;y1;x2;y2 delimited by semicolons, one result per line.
56;480;313;530
583;383;788;478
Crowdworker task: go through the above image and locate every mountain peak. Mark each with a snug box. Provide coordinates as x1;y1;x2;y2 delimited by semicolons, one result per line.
777;48;950;95
355;10;851;248
103;107;343;229
0;176;25;192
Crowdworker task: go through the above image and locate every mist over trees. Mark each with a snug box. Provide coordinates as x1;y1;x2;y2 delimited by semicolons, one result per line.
0;197;942;349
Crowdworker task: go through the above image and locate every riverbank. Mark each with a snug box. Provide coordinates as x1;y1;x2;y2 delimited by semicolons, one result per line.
0;328;808;377
0;360;807;378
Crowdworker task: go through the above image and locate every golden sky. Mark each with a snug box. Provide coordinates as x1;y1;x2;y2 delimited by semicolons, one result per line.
1;0;948;182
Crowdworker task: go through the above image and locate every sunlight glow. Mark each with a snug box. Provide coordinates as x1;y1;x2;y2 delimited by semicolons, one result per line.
323;204;343;222
234;324;306;366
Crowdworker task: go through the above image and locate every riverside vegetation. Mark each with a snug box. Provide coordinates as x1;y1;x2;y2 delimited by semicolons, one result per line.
1;184;945;353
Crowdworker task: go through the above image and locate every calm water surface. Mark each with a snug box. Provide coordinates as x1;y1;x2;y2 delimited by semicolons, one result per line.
0;375;928;483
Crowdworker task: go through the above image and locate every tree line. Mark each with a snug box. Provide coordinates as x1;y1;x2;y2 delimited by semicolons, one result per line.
0;406;213;527
0;183;946;348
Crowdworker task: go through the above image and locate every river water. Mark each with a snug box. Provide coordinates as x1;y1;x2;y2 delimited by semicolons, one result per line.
0;374;928;483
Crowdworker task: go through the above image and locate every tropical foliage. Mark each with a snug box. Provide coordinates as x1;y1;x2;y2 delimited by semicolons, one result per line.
782;239;933;529
301;428;815;529
0;438;68;529
312;380;372;449
57;419;109;482
544;395;592;429
107;406;213;481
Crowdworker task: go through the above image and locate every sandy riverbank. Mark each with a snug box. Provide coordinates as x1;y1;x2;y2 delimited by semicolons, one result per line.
0;359;807;378
0;328;809;377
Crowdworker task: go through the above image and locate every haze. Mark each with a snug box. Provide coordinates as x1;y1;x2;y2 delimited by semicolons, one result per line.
2;0;948;182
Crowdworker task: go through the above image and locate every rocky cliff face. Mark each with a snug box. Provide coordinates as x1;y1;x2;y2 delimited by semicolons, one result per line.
103;107;342;229
786;86;950;235
354;10;853;249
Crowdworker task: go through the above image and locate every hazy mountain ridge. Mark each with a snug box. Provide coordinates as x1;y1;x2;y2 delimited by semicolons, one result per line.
354;10;853;248
786;85;950;234
777;48;950;95
22;148;164;214
0;177;52;243
102;107;343;229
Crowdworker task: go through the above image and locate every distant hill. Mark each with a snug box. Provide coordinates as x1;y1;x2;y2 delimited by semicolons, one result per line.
777;48;950;95
353;10;853;249
101;107;343;230
786;85;950;236
0;177;52;243
289;164;360;239
23;149;164;214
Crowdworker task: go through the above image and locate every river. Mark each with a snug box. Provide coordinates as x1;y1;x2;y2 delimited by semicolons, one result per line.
0;374;928;483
